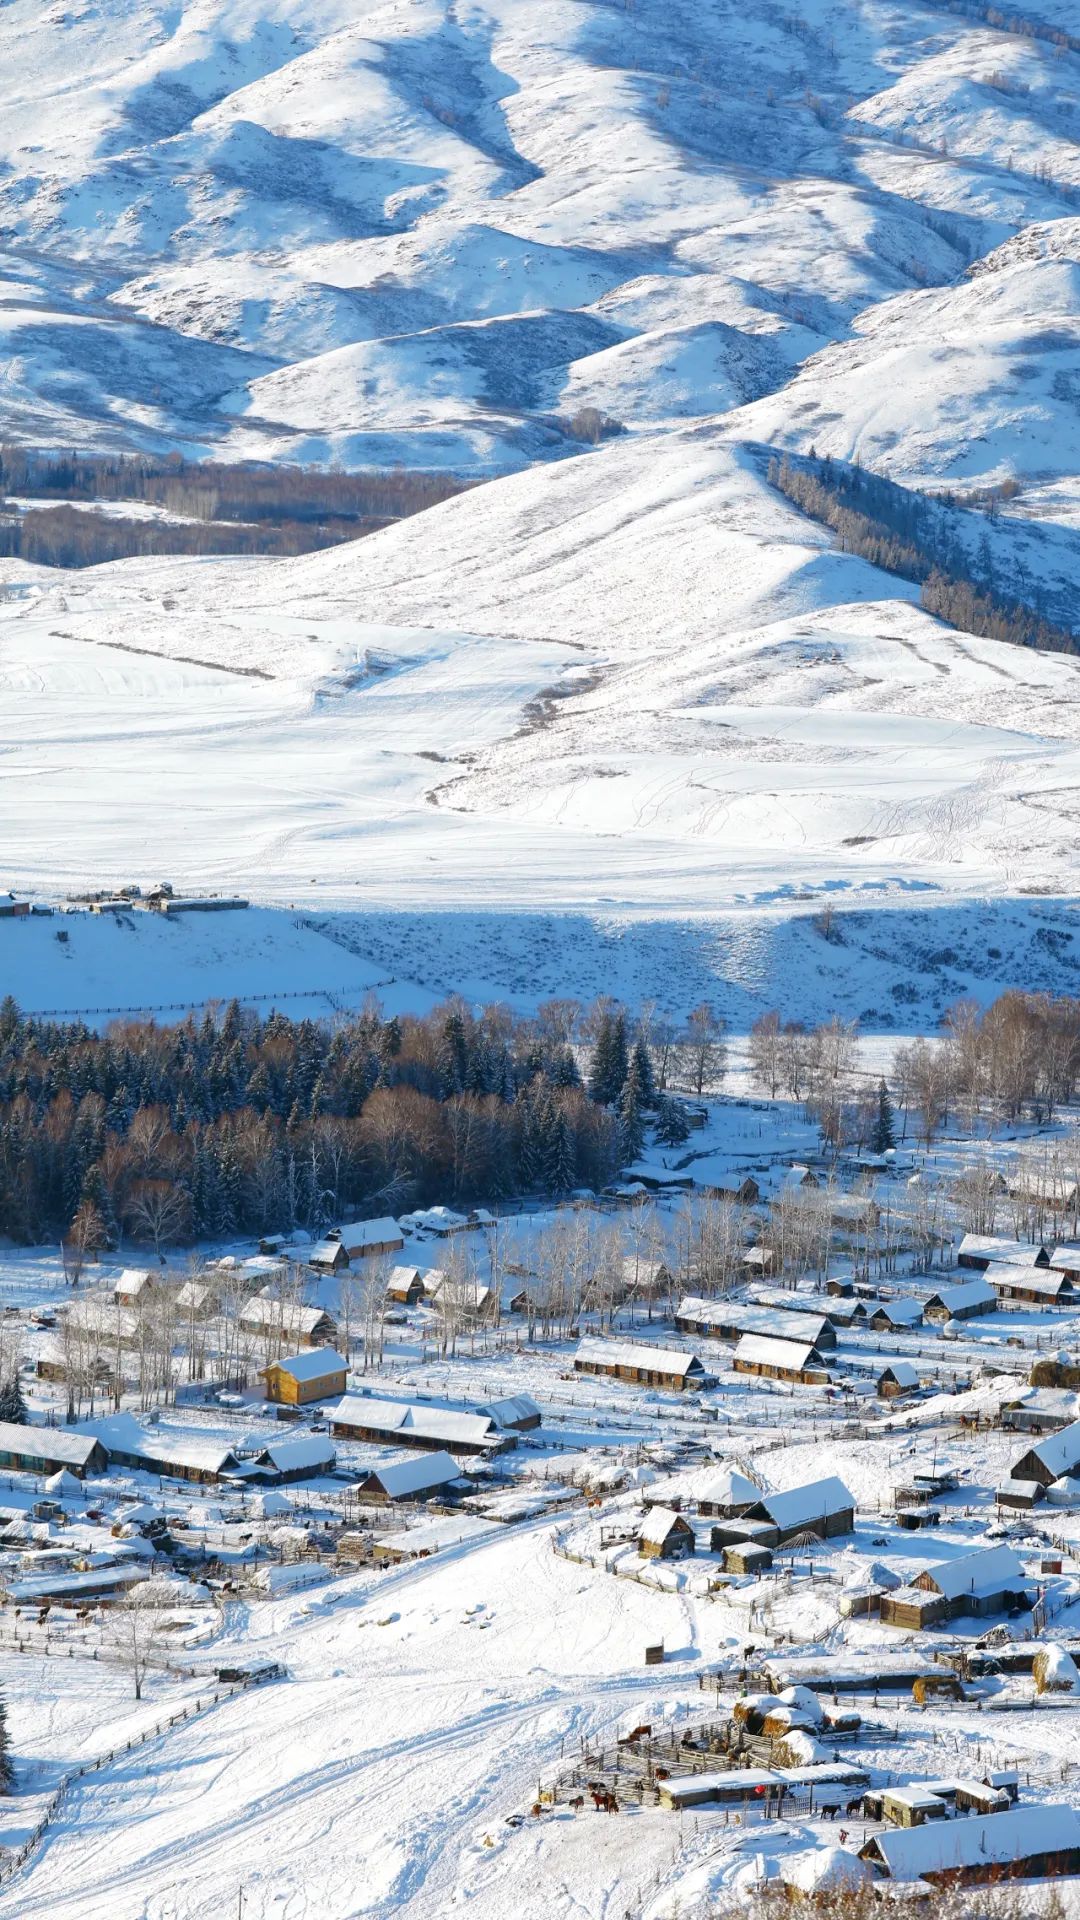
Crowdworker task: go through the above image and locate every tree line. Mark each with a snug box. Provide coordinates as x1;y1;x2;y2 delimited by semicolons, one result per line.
0;994;726;1250
0;446;469;568
768;452;1078;657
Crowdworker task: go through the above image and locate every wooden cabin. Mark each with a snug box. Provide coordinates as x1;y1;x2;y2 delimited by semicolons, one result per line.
736;1477;855;1548
386;1266;426;1306
869;1299;923;1333
239;1298;337;1349
732;1334;829;1385
1011;1418;1080;1488
956;1234;1049;1272
638;1507;695;1560
878;1362;919;1400
573;1337;716;1392
113;1267;155;1306
353;1450;464;1504
336;1217;405;1261
923;1278;996;1323
988;1266;1076;1307
259;1347;347;1407
723;1542;773;1575
0;1422;106;1479
328;1395;507;1455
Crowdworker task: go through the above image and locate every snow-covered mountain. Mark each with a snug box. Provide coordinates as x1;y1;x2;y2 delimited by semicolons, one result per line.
3;0;1080;1019
2;0;1078;476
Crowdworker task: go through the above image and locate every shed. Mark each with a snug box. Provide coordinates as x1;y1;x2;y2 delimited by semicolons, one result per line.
308;1239;349;1274
869;1299;923;1332
923;1279;996;1323
113;1268;155;1305
878;1362;919;1400
638;1506;695;1560
723;1542;773;1575
386;1266;426;1305
859;1803;1080;1886
956;1235;1049;1272
259;1348;347;1407
573;1337;716;1392
353;1450;466;1504
477;1394;542;1433
243;1432;337;1483
619;1257;673;1299
912;1544;1031;1621
733;1335;829;1385
880;1787;948;1829
659;1768;783;1811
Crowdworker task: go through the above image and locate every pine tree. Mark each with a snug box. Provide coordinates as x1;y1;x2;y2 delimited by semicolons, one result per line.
617;1056;645;1163
0;1689;13;1793
0;1374;28;1425
872;1080;896;1155
631;1035;656;1108
654;1096;690;1146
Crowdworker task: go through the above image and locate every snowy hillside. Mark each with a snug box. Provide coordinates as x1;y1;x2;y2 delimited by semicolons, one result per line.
2;0;1080;1020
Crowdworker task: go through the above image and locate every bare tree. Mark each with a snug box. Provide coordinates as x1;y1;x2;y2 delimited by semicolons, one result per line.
109;1594;167;1700
679;1003;727;1097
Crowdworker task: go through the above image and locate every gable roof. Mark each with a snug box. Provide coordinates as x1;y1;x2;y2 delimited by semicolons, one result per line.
678;1296;832;1346
1020;1419;1080;1479
114;1268;155;1298
734;1334;824;1372
240;1299;333;1336
639;1505;693;1547
926;1278;996;1314
871;1298;923;1326
361;1450;463;1498
750;1477;855;1530
699;1466;760;1507
864;1803;1080;1879
920;1543;1025;1600
574;1337;704;1379
957;1234;1048;1266
988;1265;1074;1296
0;1422;103;1468
256;1432;336;1474
329;1395;499;1449
336;1217;403;1253
261;1347;345;1384
881;1361;919;1387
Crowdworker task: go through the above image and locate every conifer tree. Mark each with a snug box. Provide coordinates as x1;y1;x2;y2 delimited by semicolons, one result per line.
654;1096;690;1146
872;1080;897;1155
0;1689;14;1793
0;1373;28;1425
617;1056;645;1163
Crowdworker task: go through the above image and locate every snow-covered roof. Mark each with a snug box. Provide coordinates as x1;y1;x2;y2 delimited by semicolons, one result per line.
361;1450;463;1498
479;1394;541;1428
1050;1244;1080;1268
0;1422;102;1468
920;1543;1025;1600
957;1234;1047;1266
989;1265;1073;1296
699;1466;760;1507
257;1433;336;1474
1020;1419;1080;1478
751;1476;855;1530
0;1562;148;1603
386;1265;423;1291
871;1298;923;1325
427;1278;493;1312
734;1333;823;1371
866;1803;1080;1880
261;1347;345;1384
926;1278;996;1313
240;1299;332;1335
639;1505;691;1547
881;1361;919;1387
114;1267;154;1298
678;1297;831;1344
575;1337;704;1378
337;1217;403;1252
94;1414;237;1477
330;1396;499;1449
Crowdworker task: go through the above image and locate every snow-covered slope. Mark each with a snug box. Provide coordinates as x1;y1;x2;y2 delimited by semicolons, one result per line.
2;0;1079;473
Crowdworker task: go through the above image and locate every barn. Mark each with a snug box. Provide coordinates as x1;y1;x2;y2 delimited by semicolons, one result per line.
478;1394;542;1433
239;1298;337;1348
353;1450;466;1504
732;1334;829;1385
956;1234;1049;1272
259;1348;347;1407
923;1278;996;1323
336;1218;405;1261
902;1544;1032;1623
869;1299;923;1333
328;1395;508;1455
1011;1419;1080;1488
859;1803;1080;1886
738;1477;855;1547
573;1337;716;1392
988;1266;1076;1307
675;1297;836;1349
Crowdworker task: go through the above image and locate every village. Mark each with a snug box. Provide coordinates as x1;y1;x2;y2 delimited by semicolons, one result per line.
6;1082;1080;1911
